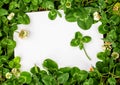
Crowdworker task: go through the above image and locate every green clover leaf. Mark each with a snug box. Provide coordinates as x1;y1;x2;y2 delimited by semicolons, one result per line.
70;38;80;46
19;71;32;84
0;8;8;16
43;58;58;72
48;9;57;20
57;73;69;84
75;31;83;39
77;16;93;30
82;36;92;43
108;77;116;85
17;13;30;24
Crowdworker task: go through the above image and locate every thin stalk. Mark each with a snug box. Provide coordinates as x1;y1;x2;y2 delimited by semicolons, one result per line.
83;46;91;60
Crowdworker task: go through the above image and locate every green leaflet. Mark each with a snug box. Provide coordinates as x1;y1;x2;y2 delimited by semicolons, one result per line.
19;71;32;84
0;1;3;8
30;65;40;74
108;77;116;85
0;8;8;16
79;70;88;81
77;16;93;30
9;56;21;68
1;38;16;49
42;75;56;85
98;24;109;34
97;52;106;61
43;58;58;72
31;0;39;5
57;73;69;84
70;38;80;46
65;10;77;22
42;1;54;9
83;78;94;85
3;0;10;4
48;9;57;20
23;0;31;3
75;31;83;39
17;13;30;24
82;36;91;43
9;1;18;10
115;63;120;76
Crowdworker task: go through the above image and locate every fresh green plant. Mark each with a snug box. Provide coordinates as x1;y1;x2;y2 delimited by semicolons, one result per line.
70;31;91;60
0;0;120;85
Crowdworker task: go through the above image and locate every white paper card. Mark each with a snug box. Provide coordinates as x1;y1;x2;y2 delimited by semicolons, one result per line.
14;11;103;71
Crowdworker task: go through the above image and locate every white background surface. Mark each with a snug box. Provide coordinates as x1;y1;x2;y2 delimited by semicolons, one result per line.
14;11;103;71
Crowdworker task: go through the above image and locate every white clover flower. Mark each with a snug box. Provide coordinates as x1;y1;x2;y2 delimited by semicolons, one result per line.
102;45;106;51
93;12;101;21
5;72;12;79
11;68;17;74
104;42;112;46
14;72;20;78
111;52;119;60
89;67;94;72
18;29;29;39
102;45;111;51
113;3;120;11
11;68;20;77
65;2;71;8
113;6;119;11
102;42;112;51
7;12;15;20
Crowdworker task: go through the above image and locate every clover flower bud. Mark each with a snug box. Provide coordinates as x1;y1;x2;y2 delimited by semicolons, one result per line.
113;2;120;15
89;67;94;72
65;2;71;8
111;52;119;60
19;29;29;39
11;68;20;77
7;12;15;20
5;72;12;79
102;42;112;51
113;2;120;11
93;12;101;21
104;42;112;46
11;68;17;74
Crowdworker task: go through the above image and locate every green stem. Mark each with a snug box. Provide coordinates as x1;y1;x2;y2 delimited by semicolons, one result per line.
83;46;91;60
109;72;120;78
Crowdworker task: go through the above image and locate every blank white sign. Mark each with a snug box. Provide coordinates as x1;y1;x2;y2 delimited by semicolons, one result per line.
14;11;103;71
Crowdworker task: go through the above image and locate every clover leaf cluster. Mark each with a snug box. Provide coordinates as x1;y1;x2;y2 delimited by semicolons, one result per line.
70;31;91;60
0;0;120;85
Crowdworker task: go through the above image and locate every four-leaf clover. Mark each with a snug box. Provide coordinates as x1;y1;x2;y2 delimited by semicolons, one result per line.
70;31;92;60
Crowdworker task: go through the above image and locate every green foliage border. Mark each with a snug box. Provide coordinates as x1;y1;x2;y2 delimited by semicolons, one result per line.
0;0;120;85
